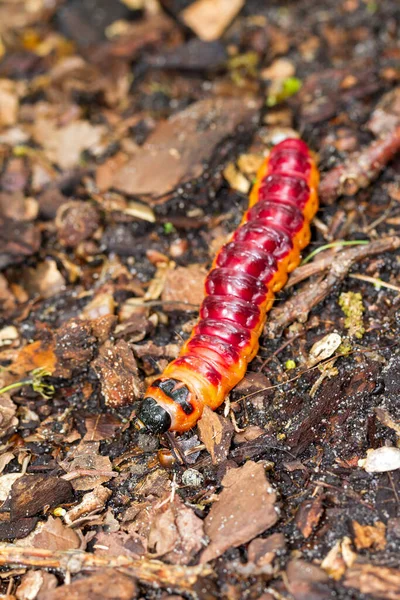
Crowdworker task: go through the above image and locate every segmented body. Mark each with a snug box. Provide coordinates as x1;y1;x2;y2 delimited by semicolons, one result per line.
138;138;319;433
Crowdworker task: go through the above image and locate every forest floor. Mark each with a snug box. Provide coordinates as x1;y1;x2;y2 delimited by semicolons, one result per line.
0;0;399;599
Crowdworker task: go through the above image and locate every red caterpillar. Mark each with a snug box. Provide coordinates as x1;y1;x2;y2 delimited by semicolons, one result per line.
138;138;319;432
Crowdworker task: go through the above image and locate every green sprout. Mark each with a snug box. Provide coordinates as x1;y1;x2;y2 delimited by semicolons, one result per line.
267;77;302;107
163;222;175;235
0;367;55;399
301;240;369;265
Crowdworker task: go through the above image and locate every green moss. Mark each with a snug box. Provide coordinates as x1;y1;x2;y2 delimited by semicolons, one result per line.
339;291;365;339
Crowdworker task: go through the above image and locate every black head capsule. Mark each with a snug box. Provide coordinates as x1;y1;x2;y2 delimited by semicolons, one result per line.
137;397;171;433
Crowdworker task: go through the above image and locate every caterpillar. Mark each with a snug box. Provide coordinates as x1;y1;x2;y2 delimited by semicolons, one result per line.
138;138;319;433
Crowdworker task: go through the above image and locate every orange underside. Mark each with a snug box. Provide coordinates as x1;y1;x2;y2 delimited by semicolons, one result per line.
146;150;320;431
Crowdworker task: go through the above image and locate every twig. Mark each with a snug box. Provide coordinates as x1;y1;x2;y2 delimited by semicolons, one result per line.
0;546;212;590
349;273;400;293
319;125;400;204
266;236;400;336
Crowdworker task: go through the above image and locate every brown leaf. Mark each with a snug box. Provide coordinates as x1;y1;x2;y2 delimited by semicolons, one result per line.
33;119;105;170
200;461;279;563
295;497;324;539
16;570;57;600
37;571;137;600
94;530;146;559
286;559;332;600
345;563;400;599
83;414;122;442
353;520;386;551
112;96;260;201
197;406;234;464
147;495;204;565
55;201;100;248
181;0;244;42
60;441;114;491
92;340;142;407
0;219;41;270
20;260;66;300
10;475;74;520
32;516;80;551
161;265;206;311
0;394;18;438
247;533;286;566
10;340;57;378
0;79;18;126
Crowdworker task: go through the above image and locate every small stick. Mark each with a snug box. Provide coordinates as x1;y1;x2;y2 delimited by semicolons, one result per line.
0;546;212;590
319;125;400;204
266;236;400;336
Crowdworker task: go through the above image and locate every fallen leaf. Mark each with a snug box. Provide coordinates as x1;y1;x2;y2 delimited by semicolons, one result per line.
31;516;80;551
295;496;324;539
10;475;74;520
112;96;260;201
37;571;137;600
247;533;286;566
60;441;114;491
0;394;18;438
55;201;100;248
345;563;400;599
161;264;206;310
20;260;66;299
16;569;57;600
197;405;234;464
148;494;204;565
83;414;122;442
92;340;142;407
200;461;279;562
286;559;332;600
34;119;105;170
0;79;19;126
353;520;386;551
181;0;244;42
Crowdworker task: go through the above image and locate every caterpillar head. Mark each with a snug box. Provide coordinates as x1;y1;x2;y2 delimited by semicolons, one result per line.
137;396;172;433
137;378;201;433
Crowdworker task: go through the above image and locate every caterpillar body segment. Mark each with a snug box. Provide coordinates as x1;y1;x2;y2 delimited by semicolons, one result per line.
138;138;319;433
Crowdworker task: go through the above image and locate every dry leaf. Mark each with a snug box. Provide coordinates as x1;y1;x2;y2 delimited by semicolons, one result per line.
37;571;137;600
345;563;400;599
31;516;80;551
182;0;244;42
60;441;114;491
83;414;122;442
295;496;324;539
92;340;142;407
34;119;105;170
201;461;279;562
0;394;18;438
148;494;204;565
353;521;386;551
161;264;206;310
197;405;234;464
